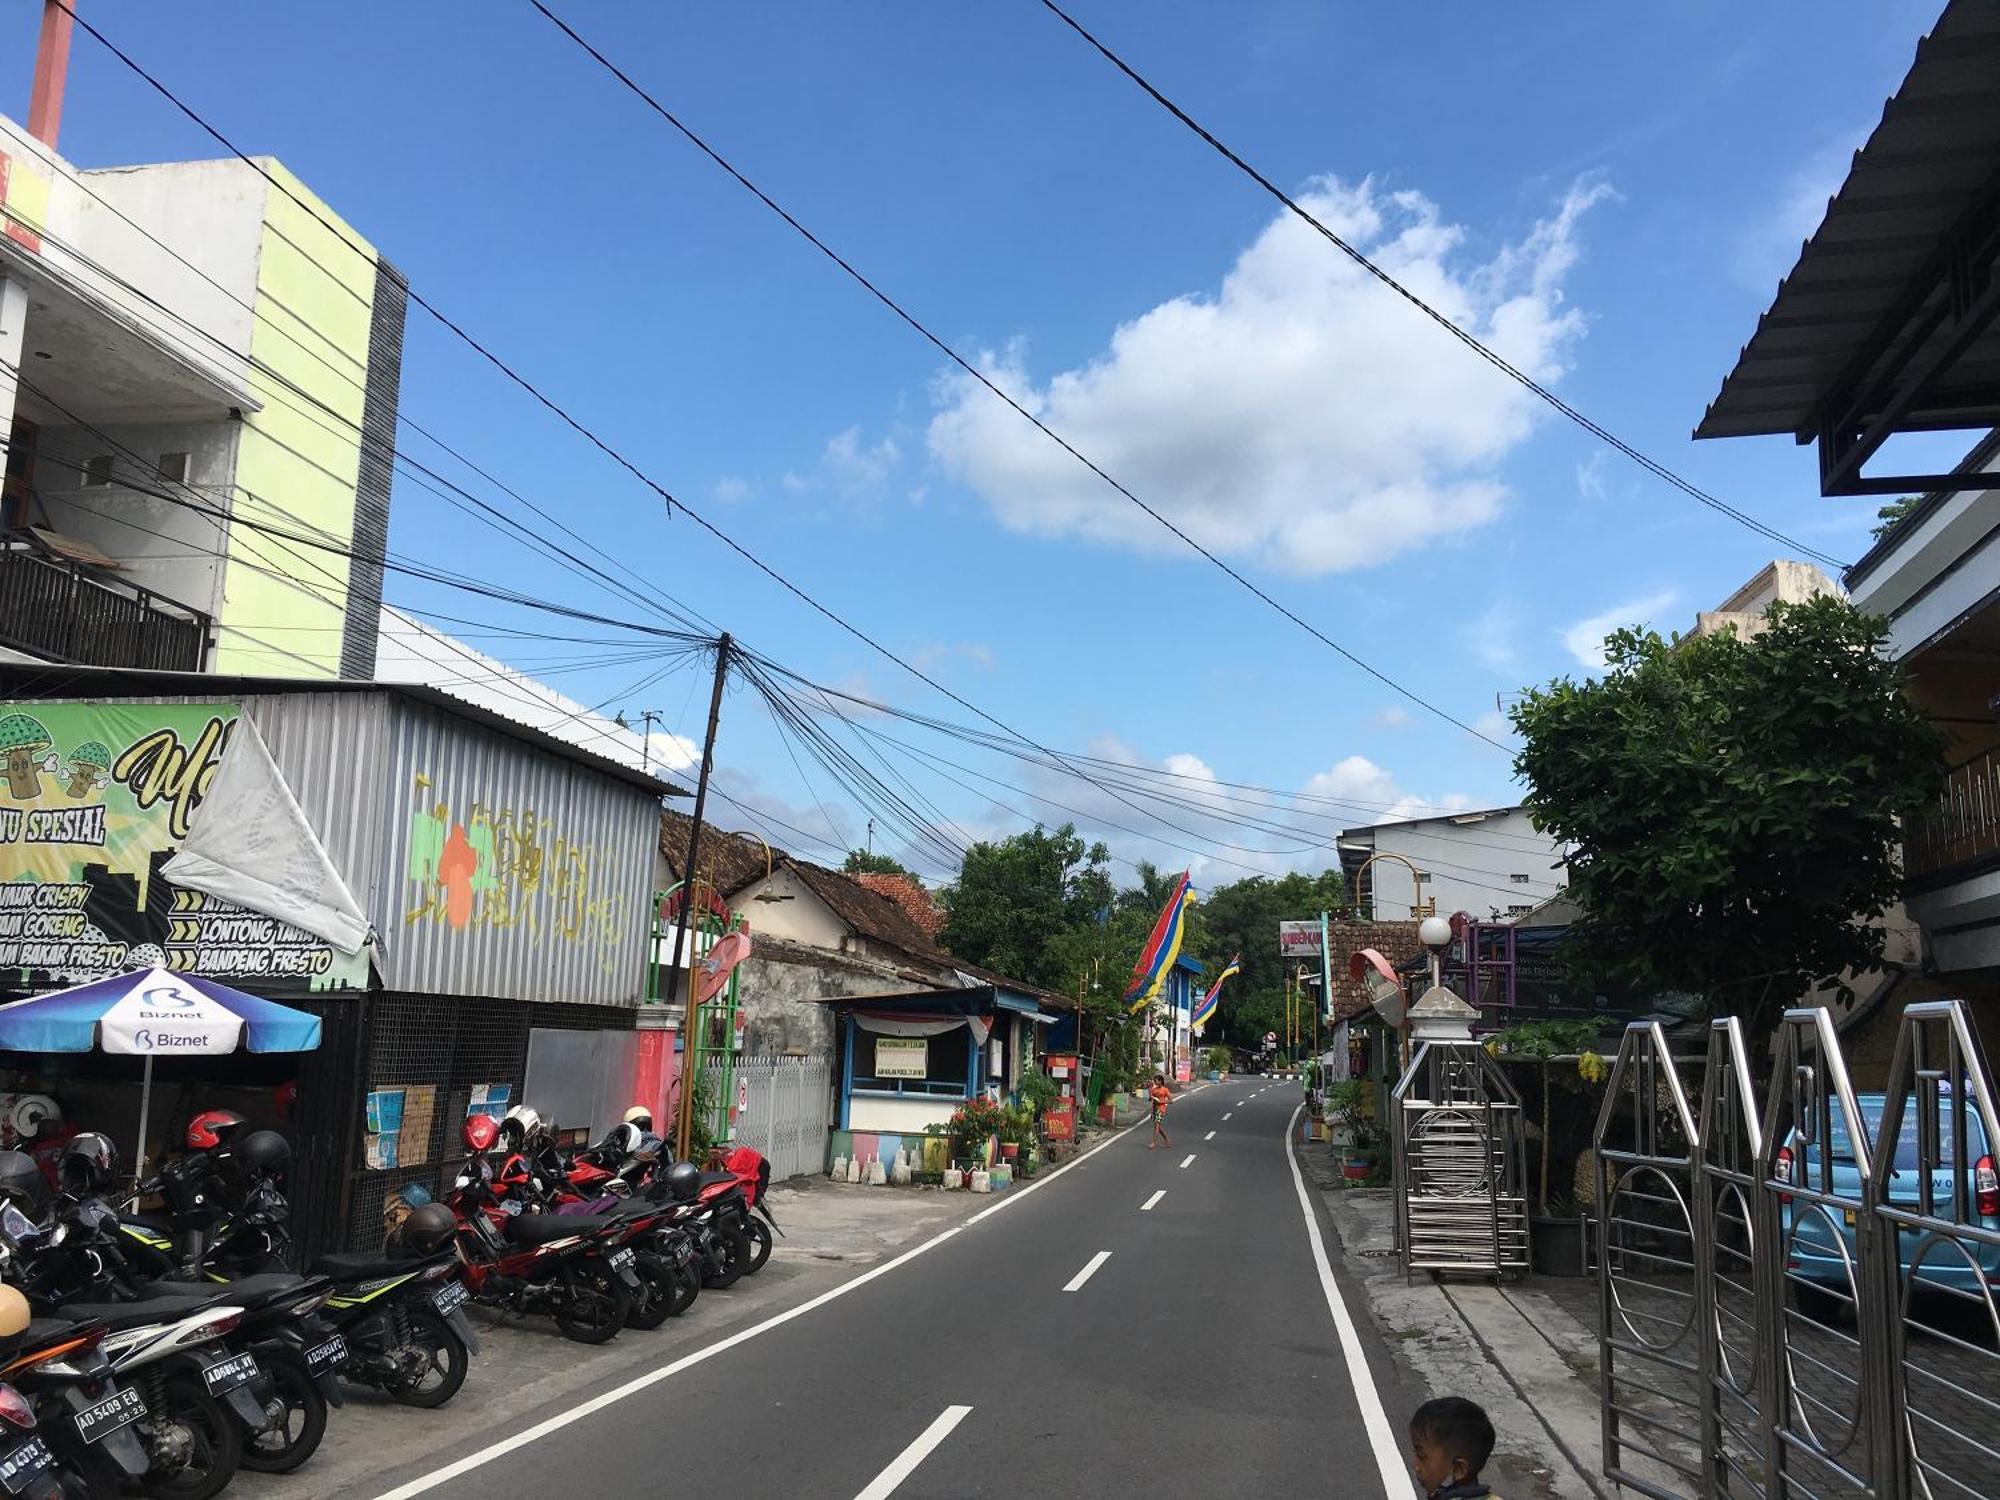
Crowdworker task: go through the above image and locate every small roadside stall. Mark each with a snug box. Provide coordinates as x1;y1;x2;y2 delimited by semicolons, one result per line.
820;983;1062;1175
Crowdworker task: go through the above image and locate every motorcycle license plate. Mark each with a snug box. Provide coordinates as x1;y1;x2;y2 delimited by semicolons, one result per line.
304;1334;349;1378
673;1240;694;1266
73;1388;144;1446
608;1248;635;1271
0;1435;51;1496
432;1279;470;1316
201;1351;259;1397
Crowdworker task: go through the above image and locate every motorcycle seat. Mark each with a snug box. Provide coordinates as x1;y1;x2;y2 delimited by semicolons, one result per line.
697;1171;737;1190
173;1273;327;1310
314;1251;427;1281
52;1295;228;1329
503;1213;618;1246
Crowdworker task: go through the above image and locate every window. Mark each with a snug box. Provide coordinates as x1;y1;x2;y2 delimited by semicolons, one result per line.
1510;873;1532;884
852;1024;971;1098
83;455;113;487
157;452;188;484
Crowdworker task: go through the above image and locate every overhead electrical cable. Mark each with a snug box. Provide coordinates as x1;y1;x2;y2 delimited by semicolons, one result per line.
1034;0;1851;573
526;0;1509;750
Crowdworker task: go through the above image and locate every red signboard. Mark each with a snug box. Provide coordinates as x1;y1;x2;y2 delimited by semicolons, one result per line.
1042;1104;1076;1142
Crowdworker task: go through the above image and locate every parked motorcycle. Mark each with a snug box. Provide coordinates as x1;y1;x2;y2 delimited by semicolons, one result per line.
447;1118;635;1345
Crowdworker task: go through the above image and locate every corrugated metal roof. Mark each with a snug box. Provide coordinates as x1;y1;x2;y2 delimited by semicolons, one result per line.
0;664;689;799
1695;0;2000;442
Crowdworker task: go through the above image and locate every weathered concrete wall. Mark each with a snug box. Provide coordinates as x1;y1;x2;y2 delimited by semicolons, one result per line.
737;937;946;1057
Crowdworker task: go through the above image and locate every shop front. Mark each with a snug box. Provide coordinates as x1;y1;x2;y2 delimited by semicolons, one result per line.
822;985;1059;1173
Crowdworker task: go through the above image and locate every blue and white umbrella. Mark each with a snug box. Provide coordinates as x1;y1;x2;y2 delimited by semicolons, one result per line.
0;967;322;1174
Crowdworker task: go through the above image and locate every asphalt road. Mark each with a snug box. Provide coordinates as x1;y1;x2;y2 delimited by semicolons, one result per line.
367;1078;1423;1500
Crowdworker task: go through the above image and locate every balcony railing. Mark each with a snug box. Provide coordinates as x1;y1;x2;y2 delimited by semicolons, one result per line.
1905;748;2000;883
0;546;208;672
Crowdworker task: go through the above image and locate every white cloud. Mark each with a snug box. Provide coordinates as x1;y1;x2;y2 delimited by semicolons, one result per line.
1736;134;1861;288
1302;755;1474;825
1561;589;1678;670
643;730;699;773
911;641;995;674
824;426;900;492
1473;709;1515;742
713;475;750;504
780;471;810;495
1575;450;1608;500
929;175;1611;576
1464;599;1521;674
1370;705;1413;730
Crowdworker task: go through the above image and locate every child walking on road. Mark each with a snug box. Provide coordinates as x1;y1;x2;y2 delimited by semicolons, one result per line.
1147;1074;1173;1149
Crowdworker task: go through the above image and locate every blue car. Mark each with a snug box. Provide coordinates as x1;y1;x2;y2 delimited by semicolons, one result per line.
1779;1091;2000;1298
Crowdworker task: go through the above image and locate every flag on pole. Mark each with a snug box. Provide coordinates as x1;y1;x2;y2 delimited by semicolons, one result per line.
1191;953;1241;1034
1125;872;1193;1014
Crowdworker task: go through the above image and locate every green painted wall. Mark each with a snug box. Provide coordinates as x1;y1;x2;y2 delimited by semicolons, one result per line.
212;162;378;678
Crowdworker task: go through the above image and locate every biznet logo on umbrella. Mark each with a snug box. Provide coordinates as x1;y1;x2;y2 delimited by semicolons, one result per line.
101;981;234;1053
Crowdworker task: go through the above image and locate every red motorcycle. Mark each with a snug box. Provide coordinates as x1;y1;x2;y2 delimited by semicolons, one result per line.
444;1118;636;1345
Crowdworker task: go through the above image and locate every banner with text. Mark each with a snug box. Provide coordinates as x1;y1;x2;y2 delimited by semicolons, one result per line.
0;702;367;991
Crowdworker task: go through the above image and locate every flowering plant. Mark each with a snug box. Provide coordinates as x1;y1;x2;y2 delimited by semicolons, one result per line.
946;1095;1004;1159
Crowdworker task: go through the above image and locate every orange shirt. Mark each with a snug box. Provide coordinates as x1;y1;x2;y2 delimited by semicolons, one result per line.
1148;1084;1172;1112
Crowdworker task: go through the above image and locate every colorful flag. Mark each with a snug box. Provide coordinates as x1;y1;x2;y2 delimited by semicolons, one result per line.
1191;953;1241;1034
1125;872;1193;1014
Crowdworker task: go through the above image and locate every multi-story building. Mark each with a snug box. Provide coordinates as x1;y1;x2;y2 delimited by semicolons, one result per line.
1338;806;1567;923
1;36;404;680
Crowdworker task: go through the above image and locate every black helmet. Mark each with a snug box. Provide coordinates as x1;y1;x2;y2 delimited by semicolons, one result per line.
396;1201;457;1255
0;1151;49;1219
235;1130;291;1179
665;1160;701;1204
57;1132;118;1197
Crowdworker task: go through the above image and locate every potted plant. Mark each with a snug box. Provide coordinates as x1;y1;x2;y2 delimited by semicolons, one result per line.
1492;1019;1606;1277
1323;1079;1367;1151
945;1095;1004;1168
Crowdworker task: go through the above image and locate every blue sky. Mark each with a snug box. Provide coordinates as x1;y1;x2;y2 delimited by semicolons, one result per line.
9;1;1952;888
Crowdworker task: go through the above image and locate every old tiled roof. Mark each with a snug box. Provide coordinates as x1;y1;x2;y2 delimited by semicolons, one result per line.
656;812;1067;1005
854;873;944;938
659;810;779;895
1327;918;1424;1022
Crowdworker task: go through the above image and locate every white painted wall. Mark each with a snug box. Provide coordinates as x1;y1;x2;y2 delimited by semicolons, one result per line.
730;867;848;948
1847;450;2000;657
1355;807;1565;922
29;417;238;618
848;1095;960;1134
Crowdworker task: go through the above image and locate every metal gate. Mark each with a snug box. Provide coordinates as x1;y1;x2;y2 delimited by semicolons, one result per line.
699;1056;831;1182
1393;1040;1530;1276
1592;1000;2000;1500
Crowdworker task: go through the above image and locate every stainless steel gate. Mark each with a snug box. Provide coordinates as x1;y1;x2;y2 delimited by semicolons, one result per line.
1592;999;2000;1500
1393;1040;1530;1277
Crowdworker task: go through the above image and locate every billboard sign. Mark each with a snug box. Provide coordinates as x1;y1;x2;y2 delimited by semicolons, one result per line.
1278;920;1323;959
0;703;367;991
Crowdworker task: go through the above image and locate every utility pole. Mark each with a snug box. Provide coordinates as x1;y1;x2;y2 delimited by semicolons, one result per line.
672;634;732;1163
639;709;662;773
866;817;875;857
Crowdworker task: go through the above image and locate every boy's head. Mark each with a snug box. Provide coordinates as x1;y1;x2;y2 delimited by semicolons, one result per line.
1409;1397;1495;1492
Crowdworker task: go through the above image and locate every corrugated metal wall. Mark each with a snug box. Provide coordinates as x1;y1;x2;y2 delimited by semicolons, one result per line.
80;690;659;1006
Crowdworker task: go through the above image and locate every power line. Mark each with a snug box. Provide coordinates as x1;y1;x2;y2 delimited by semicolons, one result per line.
527;0;1509;751
47;2;1347;859
1034;0;1851;575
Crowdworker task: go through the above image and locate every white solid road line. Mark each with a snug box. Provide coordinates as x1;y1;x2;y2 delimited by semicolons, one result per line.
372;1116;1147;1499
1285;1102;1412;1497
1204;1130;1216;1141
853;1405;973;1500
1063;1250;1113;1292
1179;1153;1196;1169
1140;1189;1165;1211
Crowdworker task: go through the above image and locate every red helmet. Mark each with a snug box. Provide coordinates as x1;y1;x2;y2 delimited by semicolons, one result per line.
186;1110;246;1151
461;1114;499;1153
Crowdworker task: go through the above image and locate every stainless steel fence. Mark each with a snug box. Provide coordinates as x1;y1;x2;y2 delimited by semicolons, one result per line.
700;1055;832;1182
1592;999;2000;1500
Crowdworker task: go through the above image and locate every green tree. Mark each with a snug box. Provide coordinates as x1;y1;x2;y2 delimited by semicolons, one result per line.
1871;494;1920;541
1510;596;1942;1032
1190;869;1344;1044
843;849;914;877
937;824;1112;990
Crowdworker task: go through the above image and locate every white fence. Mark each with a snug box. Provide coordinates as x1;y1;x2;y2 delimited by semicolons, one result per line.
701;1056;833;1182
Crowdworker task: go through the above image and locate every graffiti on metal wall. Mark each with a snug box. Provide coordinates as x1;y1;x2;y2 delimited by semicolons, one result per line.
0;703;366;989
403;773;623;968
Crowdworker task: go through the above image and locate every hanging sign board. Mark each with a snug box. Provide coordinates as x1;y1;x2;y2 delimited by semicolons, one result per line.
1278;921;1323;959
874;1036;927;1078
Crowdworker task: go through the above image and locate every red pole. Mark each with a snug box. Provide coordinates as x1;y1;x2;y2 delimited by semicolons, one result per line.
28;1;76;150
